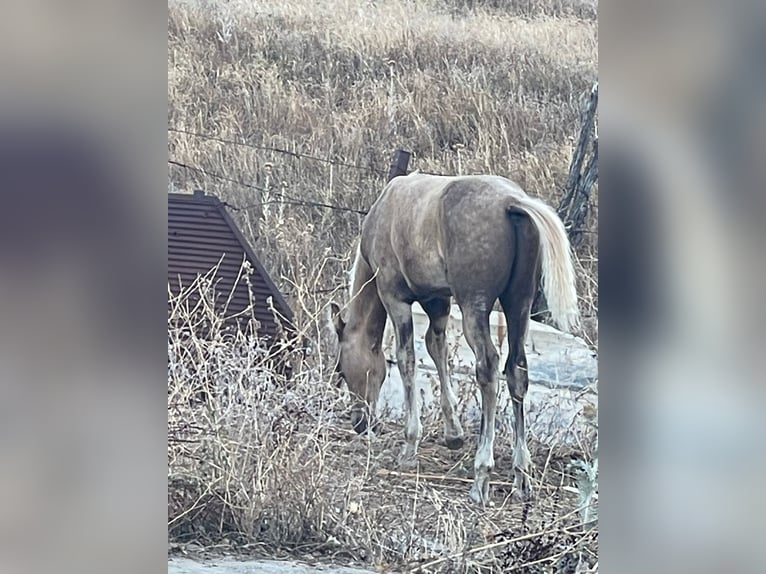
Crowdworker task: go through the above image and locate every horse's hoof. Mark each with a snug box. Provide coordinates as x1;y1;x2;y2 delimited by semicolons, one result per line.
469;486;494;507
397;447;418;470
445;435;464;450
513;475;533;501
469;476;492;506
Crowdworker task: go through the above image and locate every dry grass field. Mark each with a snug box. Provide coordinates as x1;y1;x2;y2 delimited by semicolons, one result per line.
168;0;598;571
168;282;598;572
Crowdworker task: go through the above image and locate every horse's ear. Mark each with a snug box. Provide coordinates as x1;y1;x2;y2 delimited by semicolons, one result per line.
329;301;345;337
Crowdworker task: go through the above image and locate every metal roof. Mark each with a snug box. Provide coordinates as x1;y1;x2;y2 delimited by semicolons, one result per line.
168;190;293;340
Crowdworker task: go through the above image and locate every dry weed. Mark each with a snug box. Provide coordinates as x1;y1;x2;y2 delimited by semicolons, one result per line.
168;271;597;572
168;0;598;569
167;0;598;342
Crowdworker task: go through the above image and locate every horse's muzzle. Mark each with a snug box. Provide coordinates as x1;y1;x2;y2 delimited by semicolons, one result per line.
351;409;368;434
351;409;378;434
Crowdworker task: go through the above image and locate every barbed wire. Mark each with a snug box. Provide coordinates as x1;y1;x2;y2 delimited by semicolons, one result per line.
168;158;369;215
168;127;389;177
231;197;367;215
169;158;593;227
169;159;268;192
281;286;344;297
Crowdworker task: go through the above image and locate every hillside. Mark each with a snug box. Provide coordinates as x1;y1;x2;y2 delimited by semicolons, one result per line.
168;0;598;341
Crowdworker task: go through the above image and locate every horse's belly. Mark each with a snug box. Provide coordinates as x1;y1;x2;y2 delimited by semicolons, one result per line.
402;257;451;298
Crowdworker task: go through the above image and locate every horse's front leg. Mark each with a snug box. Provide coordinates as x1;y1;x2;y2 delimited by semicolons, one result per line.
422;297;464;450
386;300;421;468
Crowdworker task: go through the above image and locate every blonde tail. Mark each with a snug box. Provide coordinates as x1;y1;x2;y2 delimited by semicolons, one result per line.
513;196;580;332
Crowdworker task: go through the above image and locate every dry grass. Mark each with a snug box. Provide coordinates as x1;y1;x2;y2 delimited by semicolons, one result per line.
168;0;598;570
168;273;598;572
167;0;598;340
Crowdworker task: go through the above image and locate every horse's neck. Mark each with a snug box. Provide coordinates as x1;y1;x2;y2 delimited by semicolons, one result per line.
347;253;387;348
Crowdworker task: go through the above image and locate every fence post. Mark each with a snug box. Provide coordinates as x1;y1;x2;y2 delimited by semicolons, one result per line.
532;81;598;326
388;149;411;181
558;80;598;250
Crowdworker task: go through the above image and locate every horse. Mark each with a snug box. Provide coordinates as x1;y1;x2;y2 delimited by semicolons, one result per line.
329;172;579;505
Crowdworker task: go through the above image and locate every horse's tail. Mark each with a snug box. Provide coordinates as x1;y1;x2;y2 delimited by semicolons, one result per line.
509;196;580;332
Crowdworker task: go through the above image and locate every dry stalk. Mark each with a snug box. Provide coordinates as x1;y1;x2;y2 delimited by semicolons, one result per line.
168;1;598;570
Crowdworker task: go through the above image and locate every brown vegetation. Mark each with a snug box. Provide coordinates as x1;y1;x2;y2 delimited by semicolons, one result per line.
168;276;598;572
168;0;598;570
168;0;598;337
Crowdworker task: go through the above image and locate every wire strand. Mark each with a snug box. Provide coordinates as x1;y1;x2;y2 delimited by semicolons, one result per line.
168;159;269;192
168;127;389;176
168;158;369;215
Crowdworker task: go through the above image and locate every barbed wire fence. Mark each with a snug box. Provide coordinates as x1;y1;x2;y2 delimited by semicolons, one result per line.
168;130;390;216
169;123;597;230
168;129;414;300
169;98;598;323
169;158;370;215
531;81;599;328
169;128;391;177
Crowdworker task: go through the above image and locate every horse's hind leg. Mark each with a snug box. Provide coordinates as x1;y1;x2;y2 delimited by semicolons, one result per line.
422;297;464;450
460;302;499;505
500;231;540;500
502;310;533;499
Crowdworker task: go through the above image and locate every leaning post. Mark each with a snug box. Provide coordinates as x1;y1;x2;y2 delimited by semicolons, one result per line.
531;81;598;325
388;149;411;181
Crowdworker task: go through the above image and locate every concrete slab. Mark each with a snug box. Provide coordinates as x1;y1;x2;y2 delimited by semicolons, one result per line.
377;304;598;444
169;557;379;574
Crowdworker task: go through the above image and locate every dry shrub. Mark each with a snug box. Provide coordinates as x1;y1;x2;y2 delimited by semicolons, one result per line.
442;0;598;20
168;268;345;547
168;266;598;572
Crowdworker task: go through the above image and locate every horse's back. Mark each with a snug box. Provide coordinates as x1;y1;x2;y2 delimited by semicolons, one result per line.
369;173;522;225
438;176;526;299
362;173;528;301
374;173;523;245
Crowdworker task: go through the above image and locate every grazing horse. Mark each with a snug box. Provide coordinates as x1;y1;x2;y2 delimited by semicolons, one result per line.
330;172;579;505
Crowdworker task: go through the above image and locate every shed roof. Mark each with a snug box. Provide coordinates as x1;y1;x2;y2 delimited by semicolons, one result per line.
168;190;293;340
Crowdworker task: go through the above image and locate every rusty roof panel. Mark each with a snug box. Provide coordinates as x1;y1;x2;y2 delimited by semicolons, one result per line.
168;191;293;340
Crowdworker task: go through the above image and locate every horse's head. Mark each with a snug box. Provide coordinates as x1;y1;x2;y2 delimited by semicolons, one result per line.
329;301;386;434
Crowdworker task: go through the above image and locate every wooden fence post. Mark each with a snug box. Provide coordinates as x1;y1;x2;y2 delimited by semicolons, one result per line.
531;81;598;325
558;81;598;249
388;149;411;181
